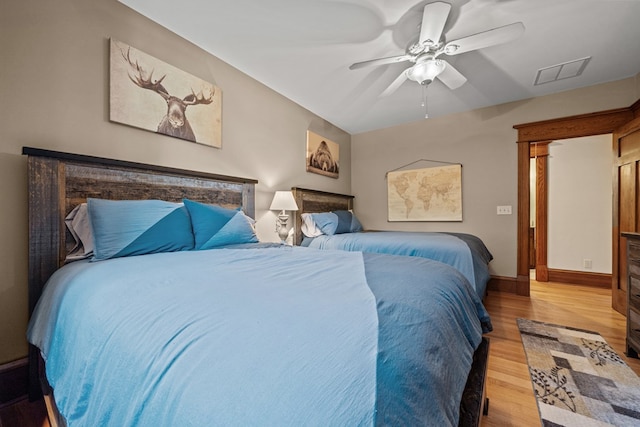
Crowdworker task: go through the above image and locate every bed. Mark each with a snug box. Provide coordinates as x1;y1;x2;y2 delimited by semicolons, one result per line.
24;147;491;427
292;187;493;299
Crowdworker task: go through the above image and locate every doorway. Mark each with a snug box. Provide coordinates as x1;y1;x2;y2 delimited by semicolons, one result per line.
514;106;636;298
529;136;613;284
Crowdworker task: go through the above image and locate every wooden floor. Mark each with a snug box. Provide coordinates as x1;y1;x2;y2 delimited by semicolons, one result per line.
0;398;48;427
482;277;640;426
1;277;639;427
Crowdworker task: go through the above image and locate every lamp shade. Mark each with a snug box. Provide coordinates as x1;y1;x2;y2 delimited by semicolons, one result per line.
270;191;299;211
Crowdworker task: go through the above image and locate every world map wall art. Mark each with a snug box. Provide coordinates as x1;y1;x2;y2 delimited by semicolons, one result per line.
387;164;462;221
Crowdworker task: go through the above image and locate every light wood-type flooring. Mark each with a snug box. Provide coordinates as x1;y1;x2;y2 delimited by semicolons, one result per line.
482;277;640;426
2;277;639;427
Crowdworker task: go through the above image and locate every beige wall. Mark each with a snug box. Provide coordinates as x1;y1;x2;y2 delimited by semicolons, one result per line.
2;0;638;366
352;77;639;278
0;0;350;364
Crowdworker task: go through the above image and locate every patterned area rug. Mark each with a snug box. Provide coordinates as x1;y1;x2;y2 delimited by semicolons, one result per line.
517;318;640;426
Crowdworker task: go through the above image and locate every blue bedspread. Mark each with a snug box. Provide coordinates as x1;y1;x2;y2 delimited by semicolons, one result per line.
303;231;492;298
363;253;491;425
28;248;378;426
28;246;491;426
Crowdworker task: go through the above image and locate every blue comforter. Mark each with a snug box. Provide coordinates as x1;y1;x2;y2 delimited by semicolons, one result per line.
302;231;493;298
28;246;491;426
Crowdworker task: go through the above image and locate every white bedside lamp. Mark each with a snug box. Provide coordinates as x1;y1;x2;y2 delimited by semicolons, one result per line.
269;191;299;243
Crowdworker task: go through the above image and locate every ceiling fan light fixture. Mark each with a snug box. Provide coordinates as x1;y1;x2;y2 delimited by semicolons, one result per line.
407;59;446;85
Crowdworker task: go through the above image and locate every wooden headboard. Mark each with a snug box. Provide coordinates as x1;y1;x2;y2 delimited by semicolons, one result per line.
291;187;354;245
23;147;257;398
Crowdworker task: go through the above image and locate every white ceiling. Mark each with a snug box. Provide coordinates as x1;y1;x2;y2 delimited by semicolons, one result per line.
119;0;640;134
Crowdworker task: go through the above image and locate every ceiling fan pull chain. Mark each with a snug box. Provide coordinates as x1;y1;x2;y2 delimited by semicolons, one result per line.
422;84;429;119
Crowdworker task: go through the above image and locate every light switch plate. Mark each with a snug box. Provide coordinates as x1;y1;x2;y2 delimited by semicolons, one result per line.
497;205;512;215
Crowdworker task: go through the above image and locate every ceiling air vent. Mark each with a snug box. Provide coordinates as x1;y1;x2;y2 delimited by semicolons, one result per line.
534;56;591;85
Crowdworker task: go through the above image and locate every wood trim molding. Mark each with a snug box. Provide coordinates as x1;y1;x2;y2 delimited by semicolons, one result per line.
487;276;519;294
631;99;640;117
514;108;634;142
611;116;640;314
547;269;612;288
534;154;548;282
0;358;28;408
614;114;640;140
530;142;551;157
514;101;638;299
516;141;531;296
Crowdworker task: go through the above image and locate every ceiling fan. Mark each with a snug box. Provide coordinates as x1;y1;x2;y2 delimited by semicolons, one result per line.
349;1;525;97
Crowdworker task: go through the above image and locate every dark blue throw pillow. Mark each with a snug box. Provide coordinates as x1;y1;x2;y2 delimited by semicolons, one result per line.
334;210;363;234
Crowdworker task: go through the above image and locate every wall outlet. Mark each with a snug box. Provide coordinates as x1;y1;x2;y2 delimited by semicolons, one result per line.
583;259;592;269
497;205;512;215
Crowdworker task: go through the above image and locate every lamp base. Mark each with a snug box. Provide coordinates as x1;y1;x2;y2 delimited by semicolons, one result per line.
276;213;289;243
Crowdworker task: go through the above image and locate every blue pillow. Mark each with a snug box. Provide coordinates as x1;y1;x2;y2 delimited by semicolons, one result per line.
311;211;363;235
200;211;259;249
334;210;363;234
311;212;339;235
87;198;194;260
183;199;240;249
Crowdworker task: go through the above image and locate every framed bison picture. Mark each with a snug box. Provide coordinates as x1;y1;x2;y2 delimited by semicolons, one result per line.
306;131;339;179
109;39;222;148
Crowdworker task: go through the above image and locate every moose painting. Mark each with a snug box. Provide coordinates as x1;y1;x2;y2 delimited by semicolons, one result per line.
110;39;222;148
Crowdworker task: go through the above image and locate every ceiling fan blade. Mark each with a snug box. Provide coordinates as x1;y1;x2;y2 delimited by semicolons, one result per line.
419;2;451;46
437;60;467;89
349;55;412;70
380;68;410;97
443;22;525;56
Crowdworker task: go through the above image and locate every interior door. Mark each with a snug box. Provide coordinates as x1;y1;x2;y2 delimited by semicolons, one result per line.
613;116;640;314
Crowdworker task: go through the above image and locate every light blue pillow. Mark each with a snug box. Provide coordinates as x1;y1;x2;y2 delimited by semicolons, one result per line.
311;212;339;235
200;211;259;249
183;199;239;249
311;211;363;235
87;198;194;260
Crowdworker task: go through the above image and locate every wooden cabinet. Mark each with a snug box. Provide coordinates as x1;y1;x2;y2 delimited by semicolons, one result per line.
622;232;640;358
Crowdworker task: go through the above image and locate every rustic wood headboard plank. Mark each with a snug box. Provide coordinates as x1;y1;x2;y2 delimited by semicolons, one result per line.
27;156;64;315
22;147;257;185
291;187;354;245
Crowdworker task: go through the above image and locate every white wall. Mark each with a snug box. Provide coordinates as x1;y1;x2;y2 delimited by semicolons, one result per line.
352;78;638;278
547;135;612;273
0;0;350;364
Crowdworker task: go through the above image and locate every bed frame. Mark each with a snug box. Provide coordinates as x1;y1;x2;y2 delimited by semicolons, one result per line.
24;149;488;427
23;147;257;420
291;186;491;425
291;187;354;245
